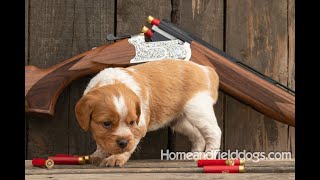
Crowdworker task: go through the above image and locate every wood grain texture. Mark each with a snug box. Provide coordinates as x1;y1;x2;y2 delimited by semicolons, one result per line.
25;0;29;65
25;167;294;174
26;173;295;180
26;0;75;159
25;0;29;159
116;0;172;159
25;159;295;169
25;159;295;177
66;0;115;157
288;0;295;90
224;0;293;155
26;0;115;159
68;77;97;156
25;159;295;179
117;0;172;35
288;0;295;157
172;0;225;152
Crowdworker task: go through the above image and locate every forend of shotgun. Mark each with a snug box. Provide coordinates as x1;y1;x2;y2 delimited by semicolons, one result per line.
25;15;295;127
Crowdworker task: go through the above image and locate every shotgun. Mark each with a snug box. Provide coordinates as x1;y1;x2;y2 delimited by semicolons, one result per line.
25;16;295;126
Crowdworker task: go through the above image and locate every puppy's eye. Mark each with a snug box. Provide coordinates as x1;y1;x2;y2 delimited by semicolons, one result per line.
129;121;135;126
102;121;112;128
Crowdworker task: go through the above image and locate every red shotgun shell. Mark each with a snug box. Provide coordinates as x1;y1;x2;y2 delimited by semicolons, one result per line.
141;26;154;37
48;156;86;165
53;154;90;163
147;15;160;26
203;165;245;173
198;159;245;167
32;158;54;169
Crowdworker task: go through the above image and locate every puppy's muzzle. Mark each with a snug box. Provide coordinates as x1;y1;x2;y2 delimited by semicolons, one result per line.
117;139;128;149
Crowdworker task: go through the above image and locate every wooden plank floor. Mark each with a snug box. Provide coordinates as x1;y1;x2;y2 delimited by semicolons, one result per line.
25;159;295;179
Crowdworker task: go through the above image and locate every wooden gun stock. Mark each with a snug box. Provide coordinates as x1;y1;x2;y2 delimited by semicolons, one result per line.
189;41;295;126
25;39;135;116
25;35;295;127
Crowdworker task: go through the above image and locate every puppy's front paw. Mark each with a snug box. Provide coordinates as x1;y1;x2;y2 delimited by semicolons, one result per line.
99;154;129;167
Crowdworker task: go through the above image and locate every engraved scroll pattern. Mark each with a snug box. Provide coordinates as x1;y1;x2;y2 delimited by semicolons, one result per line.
128;35;190;63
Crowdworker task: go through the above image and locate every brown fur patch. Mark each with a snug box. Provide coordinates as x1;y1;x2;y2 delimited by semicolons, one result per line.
128;60;219;130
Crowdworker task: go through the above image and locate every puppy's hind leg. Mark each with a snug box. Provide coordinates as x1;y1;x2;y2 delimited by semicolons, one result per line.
170;117;206;152
184;92;222;154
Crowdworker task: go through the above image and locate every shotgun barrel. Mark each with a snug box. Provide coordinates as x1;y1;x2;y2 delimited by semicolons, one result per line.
147;16;295;126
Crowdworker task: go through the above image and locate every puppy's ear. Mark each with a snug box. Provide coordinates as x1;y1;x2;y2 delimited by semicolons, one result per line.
136;101;141;125
75;95;93;132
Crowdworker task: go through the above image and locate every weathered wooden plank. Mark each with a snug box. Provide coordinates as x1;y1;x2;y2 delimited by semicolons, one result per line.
25;159;295;179
67;0;115;157
25;0;29;159
26;0;115;159
288;0;295;91
26;167;295;175
26;0;77;159
172;0;225;152
116;0;172;159
117;0;172;35
28;0;78;68
26;173;295;180
69;77;98;156
225;0;290;154
25;159;295;169
26;158;296;174
25;0;29;65
288;0;295;158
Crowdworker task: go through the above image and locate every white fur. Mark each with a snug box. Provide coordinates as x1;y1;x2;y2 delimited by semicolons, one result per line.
112;95;131;137
183;91;221;152
127;68;135;72
171;117;206;152
84;68;140;95
196;64;211;89
113;95;127;121
113;120;132;137
137;91;148;127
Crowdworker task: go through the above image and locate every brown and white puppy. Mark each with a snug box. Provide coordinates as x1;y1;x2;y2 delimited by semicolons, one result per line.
75;59;221;166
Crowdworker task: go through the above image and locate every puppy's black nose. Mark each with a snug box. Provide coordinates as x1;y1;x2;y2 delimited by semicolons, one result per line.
117;140;128;149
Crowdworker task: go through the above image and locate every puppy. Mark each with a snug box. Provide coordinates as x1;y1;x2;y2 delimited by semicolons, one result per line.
75;59;221;166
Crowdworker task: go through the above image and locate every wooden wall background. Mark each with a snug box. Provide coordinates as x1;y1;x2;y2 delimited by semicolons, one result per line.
25;0;295;159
